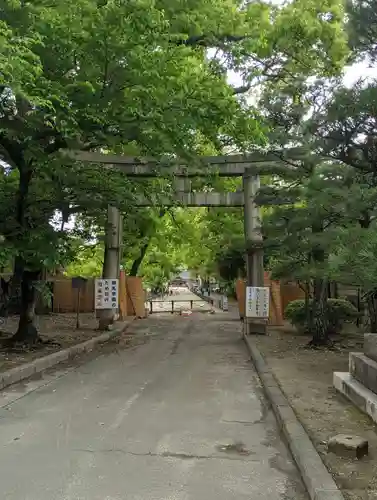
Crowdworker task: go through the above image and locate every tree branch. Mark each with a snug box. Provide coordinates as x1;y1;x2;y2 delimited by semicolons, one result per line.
176;34;250;47
233;85;252;95
100;35;110;98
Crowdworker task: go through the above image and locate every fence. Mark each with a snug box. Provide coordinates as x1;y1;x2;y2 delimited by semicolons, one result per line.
52;277;95;313
148;298;207;314
0;271;362;321
235;273;305;326
124;275;146;317
235;276;364;327
280;281;305;314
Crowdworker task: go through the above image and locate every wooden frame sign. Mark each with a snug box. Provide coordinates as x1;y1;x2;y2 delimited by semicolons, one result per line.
246;286;269;318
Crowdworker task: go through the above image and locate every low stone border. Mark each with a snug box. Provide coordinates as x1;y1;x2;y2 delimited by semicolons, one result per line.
0;318;136;391
243;334;345;500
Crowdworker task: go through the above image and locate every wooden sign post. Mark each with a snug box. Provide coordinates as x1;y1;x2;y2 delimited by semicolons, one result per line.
71;277;88;329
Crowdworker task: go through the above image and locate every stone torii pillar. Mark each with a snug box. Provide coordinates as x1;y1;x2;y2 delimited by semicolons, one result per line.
98;205;121;330
243;170;266;334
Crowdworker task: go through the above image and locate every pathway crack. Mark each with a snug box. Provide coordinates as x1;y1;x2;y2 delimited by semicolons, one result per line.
73;448;256;462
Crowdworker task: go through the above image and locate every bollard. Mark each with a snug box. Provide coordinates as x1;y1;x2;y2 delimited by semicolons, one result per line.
171;301;174;314
150;301;153;314
190;300;193;309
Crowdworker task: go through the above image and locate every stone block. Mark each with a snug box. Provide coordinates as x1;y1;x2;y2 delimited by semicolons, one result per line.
259;371;277;387
285;420;343;500
83;338;98;352
350;352;377;394
48;350;69;365
35;352;60;370
328;434;368;459
334;371;377;424
264;383;290;406
16;363;36;381
33;350;67;373
273;404;297;431
364;333;377;363
2;367;21;387
313;490;345;500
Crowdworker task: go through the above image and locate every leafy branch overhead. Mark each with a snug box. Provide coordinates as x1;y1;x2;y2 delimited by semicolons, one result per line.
0;0;351;343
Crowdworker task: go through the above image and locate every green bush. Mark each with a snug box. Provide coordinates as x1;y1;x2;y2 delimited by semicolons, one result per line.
285;298;359;334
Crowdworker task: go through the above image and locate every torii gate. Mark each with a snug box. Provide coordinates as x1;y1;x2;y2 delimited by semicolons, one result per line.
68;149;305;332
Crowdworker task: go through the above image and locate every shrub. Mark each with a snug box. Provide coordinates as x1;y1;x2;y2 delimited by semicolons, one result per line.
285;298;359;335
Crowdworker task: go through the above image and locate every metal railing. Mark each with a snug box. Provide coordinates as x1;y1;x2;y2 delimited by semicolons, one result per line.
147;299;214;314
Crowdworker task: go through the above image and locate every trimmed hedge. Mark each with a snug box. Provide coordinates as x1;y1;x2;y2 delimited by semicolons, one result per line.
285;298;359;334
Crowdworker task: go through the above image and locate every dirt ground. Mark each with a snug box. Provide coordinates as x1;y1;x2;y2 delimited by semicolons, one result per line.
255;324;377;500
0;313;103;372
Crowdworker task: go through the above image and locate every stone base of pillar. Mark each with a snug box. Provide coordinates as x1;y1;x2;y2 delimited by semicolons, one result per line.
98;309;116;331
244;318;267;335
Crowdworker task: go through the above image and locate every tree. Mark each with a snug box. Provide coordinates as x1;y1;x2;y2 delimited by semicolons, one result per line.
311;82;377;173
260;162;356;345
306;0;377;331
255;36;377;339
346;0;377;62
0;0;348;343
252;62;359;344
329;224;377;330
0;0;255;342
308;80;377;330
65;243;104;278
195;206;246;286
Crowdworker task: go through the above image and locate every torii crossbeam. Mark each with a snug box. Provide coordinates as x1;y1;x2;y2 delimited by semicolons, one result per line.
65;148;306;178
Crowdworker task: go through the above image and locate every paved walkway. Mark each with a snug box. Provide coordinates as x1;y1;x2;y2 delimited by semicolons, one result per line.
0;313;308;499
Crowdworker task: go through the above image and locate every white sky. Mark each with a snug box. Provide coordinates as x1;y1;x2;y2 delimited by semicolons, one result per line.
226;61;377;90
343;62;377;86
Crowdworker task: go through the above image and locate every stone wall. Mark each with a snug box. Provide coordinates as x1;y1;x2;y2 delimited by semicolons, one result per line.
334;334;377;424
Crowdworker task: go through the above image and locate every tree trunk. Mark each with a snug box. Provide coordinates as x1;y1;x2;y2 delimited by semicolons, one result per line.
367;293;377;332
358;212;374;329
5;256;24;315
309;278;330;346
128;208;167;276
11;162;39;342
304;280;311;333
11;269;41;344
129;242;150;276
308;221;331;346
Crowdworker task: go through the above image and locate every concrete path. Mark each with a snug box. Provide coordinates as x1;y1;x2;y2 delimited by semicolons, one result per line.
0;313;308;499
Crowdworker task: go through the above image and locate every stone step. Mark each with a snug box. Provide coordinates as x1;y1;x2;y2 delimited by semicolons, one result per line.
349;352;377;395
334;372;377;424
364;333;377;363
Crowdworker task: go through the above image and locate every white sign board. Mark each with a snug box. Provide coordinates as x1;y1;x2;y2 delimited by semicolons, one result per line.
222;296;228;311
95;279;119;310
246;286;270;318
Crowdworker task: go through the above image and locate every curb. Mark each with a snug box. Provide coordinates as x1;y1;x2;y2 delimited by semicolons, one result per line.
243;334;345;500
0;318;136;391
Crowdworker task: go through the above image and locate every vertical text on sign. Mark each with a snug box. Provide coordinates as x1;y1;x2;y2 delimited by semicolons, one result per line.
245;286;270;318
95;279;119;310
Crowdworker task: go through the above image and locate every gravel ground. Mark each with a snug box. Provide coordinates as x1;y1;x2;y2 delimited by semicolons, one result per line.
0;313;103;372
254;325;377;500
